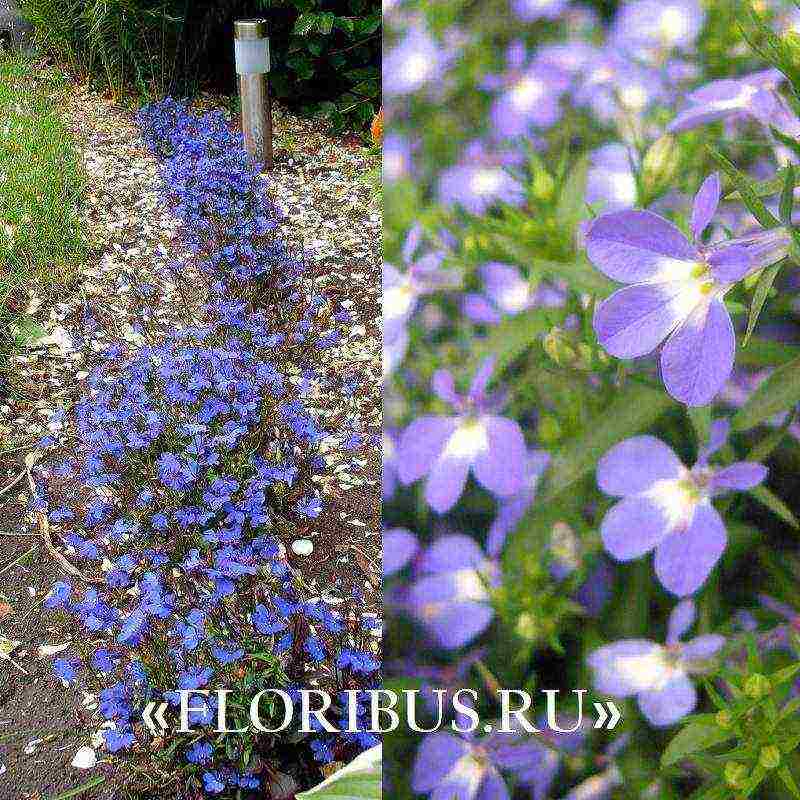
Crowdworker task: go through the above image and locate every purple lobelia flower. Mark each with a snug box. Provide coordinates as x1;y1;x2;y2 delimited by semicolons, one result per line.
397;357;527;512
437;141;526;215
462;263;564;325
611;0;705;57
383;527;419;577
384;224;457;345
574;50;664;125
585;143;638;212
511;0;569;22
412;724;578;800
406;534;499;649
482;42;571;138
588;172;791;406
588;599;725;726
383;25;444;97
668;69;784;133
596;419;767;596
486;449;550;556
383;134;415;184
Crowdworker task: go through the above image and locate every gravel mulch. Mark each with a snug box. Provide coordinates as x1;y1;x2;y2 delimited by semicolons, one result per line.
0;85;380;799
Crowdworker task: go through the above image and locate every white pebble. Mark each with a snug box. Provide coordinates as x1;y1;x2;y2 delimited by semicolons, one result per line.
291;539;313;556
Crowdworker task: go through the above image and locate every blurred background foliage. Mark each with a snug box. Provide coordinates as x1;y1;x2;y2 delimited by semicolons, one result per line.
15;0;380;129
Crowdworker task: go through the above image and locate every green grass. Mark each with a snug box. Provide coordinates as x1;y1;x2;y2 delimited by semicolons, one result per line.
0;54;85;363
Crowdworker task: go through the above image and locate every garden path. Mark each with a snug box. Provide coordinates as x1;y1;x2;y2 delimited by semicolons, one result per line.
0;84;380;799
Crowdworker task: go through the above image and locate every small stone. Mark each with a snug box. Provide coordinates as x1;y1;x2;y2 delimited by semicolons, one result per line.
291;539;314;556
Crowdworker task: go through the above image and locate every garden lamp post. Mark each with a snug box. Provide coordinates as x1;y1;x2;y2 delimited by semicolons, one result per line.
234;18;273;169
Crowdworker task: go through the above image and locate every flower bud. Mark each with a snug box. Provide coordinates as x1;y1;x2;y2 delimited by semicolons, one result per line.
531;169;555;202
715;709;733;729
744;673;771;699
543;328;576;366
724;761;748;788
758;745;781;770
538;414;562;445
641;135;678;196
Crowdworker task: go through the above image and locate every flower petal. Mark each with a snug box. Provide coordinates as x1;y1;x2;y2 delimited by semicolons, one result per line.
469;356;497;401
654;502;727;596
638;675;696;727
383;528;419;577
597;435;683;497
588;640;661;696
697;418;730;464
462;293;502;325
432;370;460;406
473;416;527;498
690;173;721;242
418;534;487;575
666;599;696;644
601;495;675;560
594;281;697;359
397;416;459;485
707;244;752;284
411;733;471;793
425;450;471;513
477;770;510;800
709;462;767;494
585;210;698;284
680;634;725;662
661;297;735;407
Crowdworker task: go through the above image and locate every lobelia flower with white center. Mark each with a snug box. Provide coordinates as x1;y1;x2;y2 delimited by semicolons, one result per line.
383;25;444;97
462;262;565;326
383;224;458;348
482;41;571;139
398;356;527;513
589;599;725;726
586;143;638;212
596;420;767;596
611;0;704;56
406;534;500;649
437;140;527;215
587;172;791;406
668;69;786;133
412;715;584;800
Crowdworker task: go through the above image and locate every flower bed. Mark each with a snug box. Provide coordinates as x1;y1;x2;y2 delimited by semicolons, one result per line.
33;99;380;799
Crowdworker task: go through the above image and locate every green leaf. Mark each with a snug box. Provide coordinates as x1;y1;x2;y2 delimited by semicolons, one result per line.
778;766;800;800
725;165;800;200
51;778;107;800
317;12;336;34
780;164;795;224
293;13;318;35
746;409;796;463
662;721;734;767
710;148;780;229
737;338;800;367
749;484;800;530
297;745;381;800
556;154;590;236
743;262;784;347
770;661;800;687
687;781;730;800
688;406;711;447
536;382;675;506
732;353;800;431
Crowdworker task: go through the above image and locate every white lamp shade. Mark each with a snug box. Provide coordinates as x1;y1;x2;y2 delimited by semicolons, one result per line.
235;38;270;74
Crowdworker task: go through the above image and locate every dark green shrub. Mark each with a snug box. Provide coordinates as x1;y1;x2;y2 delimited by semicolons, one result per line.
17;0;381;129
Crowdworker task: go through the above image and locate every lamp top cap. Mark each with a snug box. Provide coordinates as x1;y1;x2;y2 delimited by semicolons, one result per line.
234;18;268;39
